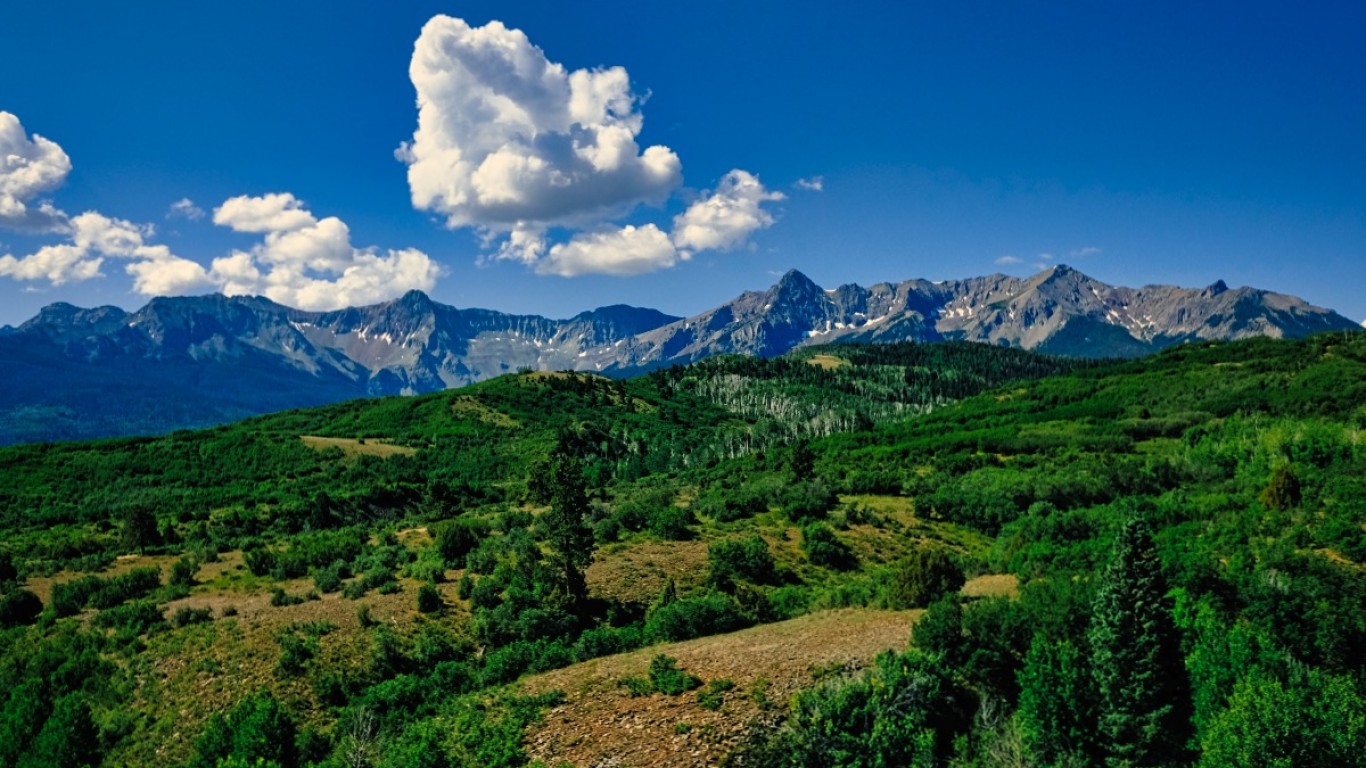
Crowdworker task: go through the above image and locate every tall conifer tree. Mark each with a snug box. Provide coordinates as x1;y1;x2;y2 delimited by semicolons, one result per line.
1088;517;1193;767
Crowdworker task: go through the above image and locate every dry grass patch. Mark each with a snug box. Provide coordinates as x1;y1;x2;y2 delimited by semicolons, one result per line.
450;396;520;428
300;435;416;458
521;608;919;768
961;573;1020;599
805;354;849;370
587;539;710;604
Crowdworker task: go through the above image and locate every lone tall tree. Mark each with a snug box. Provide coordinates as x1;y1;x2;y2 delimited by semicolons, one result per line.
1088;516;1193;767
542;452;594;613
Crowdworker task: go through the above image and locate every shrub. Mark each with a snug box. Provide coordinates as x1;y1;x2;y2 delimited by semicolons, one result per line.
436;518;487;567
646;592;753;642
801;522;857;570
312;561;344;594
0;589;42;627
884;546;965;609
186;691;298;768
91;600;166;635
697;678;735;710
270;588;307;607
171;606;214;628
698;489;769;523
781;480;837;522
417;583;442;614
707;536;778;589
647;505;696;541
169;555;198;587
573;624;644;662
648;655;702;695
243;548;276;578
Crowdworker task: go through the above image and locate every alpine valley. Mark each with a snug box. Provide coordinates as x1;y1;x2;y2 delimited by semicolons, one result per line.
0;264;1355;445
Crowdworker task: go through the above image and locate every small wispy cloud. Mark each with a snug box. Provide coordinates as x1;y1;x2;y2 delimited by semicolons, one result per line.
166;198;205;221
995;255;1023;265
794;176;824;192
1070;245;1101;258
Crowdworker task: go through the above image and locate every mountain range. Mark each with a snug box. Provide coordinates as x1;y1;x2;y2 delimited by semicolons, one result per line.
0;265;1357;445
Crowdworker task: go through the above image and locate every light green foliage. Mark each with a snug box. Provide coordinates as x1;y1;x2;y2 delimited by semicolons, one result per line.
1016;638;1095;765
1200;670;1366;768
758;650;971;767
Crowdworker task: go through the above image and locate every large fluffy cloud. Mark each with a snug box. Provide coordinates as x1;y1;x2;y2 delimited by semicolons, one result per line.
0;111;72;233
207;194;441;310
399;16;681;231
0;117;438;307
538;224;679;277
0;211;212;293
672;170;785;255
399;17;785;278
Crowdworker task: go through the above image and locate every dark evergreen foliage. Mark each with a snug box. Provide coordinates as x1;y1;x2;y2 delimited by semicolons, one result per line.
1088;517;1193;766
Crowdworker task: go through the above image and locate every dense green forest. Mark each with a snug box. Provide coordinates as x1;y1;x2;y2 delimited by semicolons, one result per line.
0;335;1364;767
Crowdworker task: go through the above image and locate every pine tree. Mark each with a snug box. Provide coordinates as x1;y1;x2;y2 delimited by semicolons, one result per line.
1088;517;1193;767
542;452;594;613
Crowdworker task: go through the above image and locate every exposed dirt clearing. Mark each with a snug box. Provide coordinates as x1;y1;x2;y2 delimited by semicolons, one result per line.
962;573;1020;599
520;608;919;768
300;435;416;458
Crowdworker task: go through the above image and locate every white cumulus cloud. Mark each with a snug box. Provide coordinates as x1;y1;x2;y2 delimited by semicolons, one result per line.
538;224;679;277
794;176;824;192
398;16;786;278
207;193;441;310
399;16;681;232
0;111;72;233
0;211;211;293
672;170;785;254
214;192;317;233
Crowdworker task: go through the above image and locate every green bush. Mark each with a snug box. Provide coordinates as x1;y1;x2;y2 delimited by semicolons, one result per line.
186;690;298;768
169;555;198;587
0;589;42;628
707;536;778;588
648;655;702;695
801;522;857;570
884;546;965;609
647;505;696;541
436;517;487;567
171;606;214;628
312;560;345;594
646;592;753;642
91;600;165;636
417;583;442;614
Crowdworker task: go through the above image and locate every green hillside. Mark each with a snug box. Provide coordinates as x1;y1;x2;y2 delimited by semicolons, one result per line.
1;335;1364;767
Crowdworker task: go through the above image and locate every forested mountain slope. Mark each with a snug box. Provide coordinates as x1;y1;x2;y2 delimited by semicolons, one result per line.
0;334;1363;766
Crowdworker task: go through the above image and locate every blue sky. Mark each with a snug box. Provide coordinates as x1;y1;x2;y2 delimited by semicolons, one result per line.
1;1;1363;326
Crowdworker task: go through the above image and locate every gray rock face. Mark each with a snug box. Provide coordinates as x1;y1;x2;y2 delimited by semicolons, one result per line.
585;265;1358;370
0;265;1356;443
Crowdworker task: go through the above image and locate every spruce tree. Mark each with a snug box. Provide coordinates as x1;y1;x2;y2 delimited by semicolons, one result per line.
1088;516;1193;767
542;452;594;613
